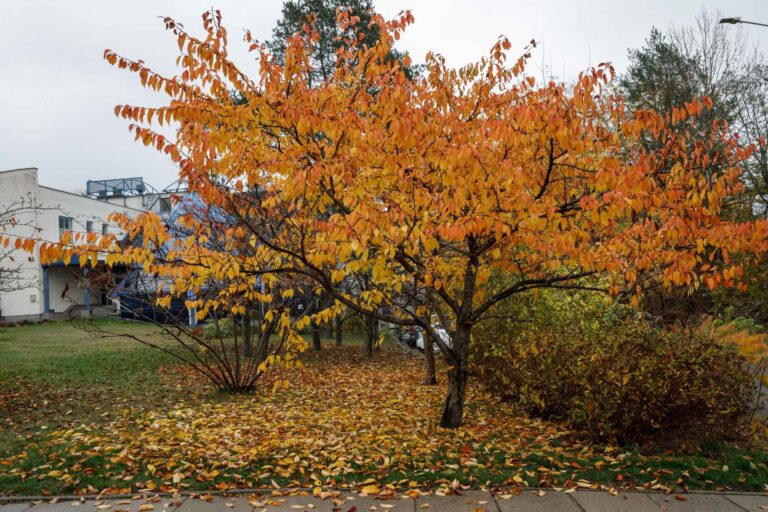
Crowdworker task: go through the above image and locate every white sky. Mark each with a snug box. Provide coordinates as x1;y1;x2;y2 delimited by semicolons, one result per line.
1;0;766;191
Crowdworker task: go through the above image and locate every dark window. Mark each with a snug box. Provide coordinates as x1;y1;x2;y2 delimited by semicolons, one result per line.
58;216;72;238
86;220;93;233
159;197;172;213
102;223;108;235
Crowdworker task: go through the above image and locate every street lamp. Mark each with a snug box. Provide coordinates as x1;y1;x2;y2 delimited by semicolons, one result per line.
719;17;768;28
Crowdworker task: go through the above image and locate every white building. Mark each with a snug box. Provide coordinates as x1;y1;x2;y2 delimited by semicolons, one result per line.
0;168;175;322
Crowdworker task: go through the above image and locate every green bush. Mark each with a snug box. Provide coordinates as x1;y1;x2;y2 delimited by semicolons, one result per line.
342;313;365;333
202;317;236;338
473;310;757;445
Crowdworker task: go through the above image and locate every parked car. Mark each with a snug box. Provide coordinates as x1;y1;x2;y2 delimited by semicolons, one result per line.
416;325;451;353
398;325;420;347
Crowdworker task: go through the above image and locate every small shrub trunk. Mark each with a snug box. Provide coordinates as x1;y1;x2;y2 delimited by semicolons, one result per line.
423;333;437;385
335;316;342;346
312;320;322;351
242;310;252;357
363;315;377;358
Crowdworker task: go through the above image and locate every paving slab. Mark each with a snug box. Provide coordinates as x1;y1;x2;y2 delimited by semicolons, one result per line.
332;494;413;512
571;491;658;512
723;494;768;512
648;494;743;511
414;491;496;512
0;504;32;512
256;494;333;511
181;496;252;512
495;490;580;512
26;497;186;512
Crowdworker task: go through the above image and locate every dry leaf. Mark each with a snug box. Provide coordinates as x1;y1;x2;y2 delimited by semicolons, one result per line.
360;485;381;495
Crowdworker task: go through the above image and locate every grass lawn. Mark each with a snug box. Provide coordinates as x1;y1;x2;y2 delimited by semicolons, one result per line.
0;319;766;497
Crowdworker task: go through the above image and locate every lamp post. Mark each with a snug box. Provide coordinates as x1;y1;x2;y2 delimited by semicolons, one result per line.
719;17;768;28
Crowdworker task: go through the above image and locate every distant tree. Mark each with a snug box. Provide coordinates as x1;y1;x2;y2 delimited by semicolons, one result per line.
619;28;700;115
266;0;419;88
732;64;768;218
619;9;768;216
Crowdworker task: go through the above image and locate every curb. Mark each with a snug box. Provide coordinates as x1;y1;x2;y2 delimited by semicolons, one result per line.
2;487;766;504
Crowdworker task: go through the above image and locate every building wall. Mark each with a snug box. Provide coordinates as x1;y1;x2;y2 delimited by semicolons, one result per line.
0;168;43;319
38;186;129;239
0;168;138;321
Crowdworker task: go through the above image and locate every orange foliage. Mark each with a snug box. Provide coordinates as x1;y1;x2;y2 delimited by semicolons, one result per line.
18;9;768;426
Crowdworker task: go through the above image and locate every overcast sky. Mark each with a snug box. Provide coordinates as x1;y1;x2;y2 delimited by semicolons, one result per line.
1;0;766;192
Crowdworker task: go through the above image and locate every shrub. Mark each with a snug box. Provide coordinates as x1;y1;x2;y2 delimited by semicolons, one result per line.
473;315;758;445
342;313;365;333
697;316;768;385
202;317;236;338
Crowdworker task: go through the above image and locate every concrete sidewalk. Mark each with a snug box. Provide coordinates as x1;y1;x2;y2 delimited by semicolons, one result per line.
2;490;768;512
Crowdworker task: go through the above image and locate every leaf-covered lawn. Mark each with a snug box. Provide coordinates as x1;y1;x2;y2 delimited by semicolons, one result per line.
1;321;767;496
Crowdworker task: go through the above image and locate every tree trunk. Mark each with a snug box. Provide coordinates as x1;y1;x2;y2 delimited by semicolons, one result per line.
363;315;376;358
335;316;342;346
441;362;467;428
242;309;252;357
422;332;437;385
440;326;469;428
312;320;322;351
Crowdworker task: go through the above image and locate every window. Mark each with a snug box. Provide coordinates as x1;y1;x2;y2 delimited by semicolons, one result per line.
159;197;172;213
102;223;108;235
86;220;93;233
58;216;72;238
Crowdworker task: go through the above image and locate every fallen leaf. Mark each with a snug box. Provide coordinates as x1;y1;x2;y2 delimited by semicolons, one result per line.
360;485;381;495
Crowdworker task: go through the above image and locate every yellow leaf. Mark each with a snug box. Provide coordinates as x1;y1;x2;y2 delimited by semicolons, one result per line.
360;484;381;495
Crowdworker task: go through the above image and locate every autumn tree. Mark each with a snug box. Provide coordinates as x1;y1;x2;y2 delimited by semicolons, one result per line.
68;10;768;427
33;188;307;392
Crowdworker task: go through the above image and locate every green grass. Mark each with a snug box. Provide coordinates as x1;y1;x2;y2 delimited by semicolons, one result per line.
0;319;375;389
0;320;766;496
0;319;179;462
0;319;173;387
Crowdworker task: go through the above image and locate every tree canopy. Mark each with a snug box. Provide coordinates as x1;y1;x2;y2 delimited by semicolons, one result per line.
36;9;768;427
